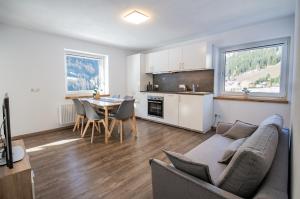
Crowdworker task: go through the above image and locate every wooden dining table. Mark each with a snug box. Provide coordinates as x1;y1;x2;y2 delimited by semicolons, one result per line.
80;97;137;143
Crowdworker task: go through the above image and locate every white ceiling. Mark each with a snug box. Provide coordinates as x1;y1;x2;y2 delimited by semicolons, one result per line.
0;0;295;51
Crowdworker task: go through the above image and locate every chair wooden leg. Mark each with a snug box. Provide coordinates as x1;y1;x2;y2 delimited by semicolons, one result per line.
73;116;79;132
95;122;100;132
91;121;95;143
108;119;116;137
77;117;80;130
81;117;84;136
120;120;123;144
98;121;102;134
132;115;137;137
82;120;91;138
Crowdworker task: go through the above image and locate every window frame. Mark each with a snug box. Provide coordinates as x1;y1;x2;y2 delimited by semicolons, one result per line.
218;37;290;98
64;49;109;95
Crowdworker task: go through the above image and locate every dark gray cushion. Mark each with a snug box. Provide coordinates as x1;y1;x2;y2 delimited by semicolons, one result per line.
223;120;258;139
163;150;213;184
218;138;246;164
217;125;279;198
216;122;233;134
259;114;283;130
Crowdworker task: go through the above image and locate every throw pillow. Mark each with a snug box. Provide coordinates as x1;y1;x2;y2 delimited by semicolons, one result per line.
223;120;258;139
216;122;233;134
218;138;246;164
163;150;213;184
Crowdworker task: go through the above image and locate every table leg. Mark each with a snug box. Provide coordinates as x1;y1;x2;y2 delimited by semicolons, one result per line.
104;107;109;144
132;112;137;137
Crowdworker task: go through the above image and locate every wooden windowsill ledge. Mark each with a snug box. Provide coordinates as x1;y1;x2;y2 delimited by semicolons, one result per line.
214;95;289;104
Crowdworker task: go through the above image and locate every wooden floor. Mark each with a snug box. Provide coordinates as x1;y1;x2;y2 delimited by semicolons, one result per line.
24;119;214;199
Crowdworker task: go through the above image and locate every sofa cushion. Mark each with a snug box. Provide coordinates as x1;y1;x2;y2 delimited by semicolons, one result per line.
224;120;258;139
218;138;246;164
216;122;233;134
259;114;283;130
163;150;213;184
185;134;234;182
216;125;279;198
253;128;289;199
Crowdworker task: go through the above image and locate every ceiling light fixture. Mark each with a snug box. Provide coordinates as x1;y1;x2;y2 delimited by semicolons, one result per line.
123;10;149;24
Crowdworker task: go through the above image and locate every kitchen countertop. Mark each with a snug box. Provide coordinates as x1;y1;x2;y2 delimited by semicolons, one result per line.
140;91;213;95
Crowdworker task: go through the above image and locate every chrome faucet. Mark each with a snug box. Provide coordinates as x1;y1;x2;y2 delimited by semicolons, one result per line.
192;84;196;92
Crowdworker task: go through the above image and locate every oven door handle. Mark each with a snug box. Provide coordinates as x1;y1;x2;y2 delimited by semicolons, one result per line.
148;100;163;104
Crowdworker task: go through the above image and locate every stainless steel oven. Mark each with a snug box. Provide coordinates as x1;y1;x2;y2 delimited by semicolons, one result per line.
148;96;164;118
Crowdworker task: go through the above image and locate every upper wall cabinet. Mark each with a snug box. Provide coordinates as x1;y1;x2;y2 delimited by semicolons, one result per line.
153;50;169;73
146;50;169;73
145;53;153;73
169;47;182;71
181;42;211;70
145;42;212;74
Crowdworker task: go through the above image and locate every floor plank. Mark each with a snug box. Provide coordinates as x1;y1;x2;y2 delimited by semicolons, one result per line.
23;119;214;199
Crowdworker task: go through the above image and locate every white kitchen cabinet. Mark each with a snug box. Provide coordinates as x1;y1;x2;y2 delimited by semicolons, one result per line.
136;92;213;132
135;92;148;118
168;47;182;71
145;42;212;73
164;94;179;125
181;42;210;70
126;54;152;96
178;94;213;132
152;50;169;73
145;53;154;73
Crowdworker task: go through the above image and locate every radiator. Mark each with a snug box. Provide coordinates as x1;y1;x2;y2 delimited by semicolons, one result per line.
59;104;76;125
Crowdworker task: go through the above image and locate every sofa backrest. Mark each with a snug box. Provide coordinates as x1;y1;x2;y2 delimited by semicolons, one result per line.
216;124;279;198
253;128;289;199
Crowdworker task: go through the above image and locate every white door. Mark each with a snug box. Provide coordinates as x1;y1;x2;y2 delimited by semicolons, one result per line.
164;94;179;125
169;47;182;71
135;92;148;118
178;95;203;131
152;50;169;73
182;43;206;70
126;54;140;96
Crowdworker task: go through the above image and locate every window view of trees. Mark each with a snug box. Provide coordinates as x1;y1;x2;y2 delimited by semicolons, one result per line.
225;45;282;93
66;55;102;92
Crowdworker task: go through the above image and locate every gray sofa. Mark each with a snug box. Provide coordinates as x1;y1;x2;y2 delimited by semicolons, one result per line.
150;115;289;199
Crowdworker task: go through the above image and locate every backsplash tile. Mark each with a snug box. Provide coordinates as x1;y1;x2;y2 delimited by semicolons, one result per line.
153;69;214;92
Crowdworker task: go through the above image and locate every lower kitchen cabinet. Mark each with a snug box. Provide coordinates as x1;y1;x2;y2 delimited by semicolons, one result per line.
164;94;179;125
178;94;213;132
135;92;148;118
135;92;213;133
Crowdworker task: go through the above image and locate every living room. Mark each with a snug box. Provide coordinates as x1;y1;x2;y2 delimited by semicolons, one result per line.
0;0;299;199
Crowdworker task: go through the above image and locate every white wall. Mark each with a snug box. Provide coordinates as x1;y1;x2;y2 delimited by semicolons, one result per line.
149;16;294;127
291;0;300;198
0;24;132;136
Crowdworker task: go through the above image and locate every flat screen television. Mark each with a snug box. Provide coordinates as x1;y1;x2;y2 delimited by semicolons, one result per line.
0;94;24;168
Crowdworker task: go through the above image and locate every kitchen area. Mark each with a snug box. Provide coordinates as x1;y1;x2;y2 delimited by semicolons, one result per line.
126;41;214;133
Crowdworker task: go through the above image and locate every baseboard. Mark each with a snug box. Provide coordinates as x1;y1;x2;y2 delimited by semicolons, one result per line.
136;116;212;134
12;125;73;140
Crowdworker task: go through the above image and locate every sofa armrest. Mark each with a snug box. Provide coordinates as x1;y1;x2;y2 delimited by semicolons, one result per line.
216;122;233;134
150;159;242;199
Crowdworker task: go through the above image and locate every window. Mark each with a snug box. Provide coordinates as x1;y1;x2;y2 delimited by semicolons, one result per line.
65;49;108;95
219;38;289;98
